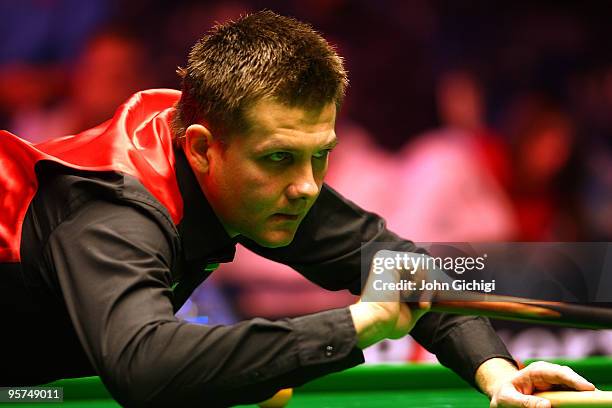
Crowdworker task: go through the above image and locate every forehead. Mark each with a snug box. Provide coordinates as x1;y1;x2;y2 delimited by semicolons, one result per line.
241;99;337;146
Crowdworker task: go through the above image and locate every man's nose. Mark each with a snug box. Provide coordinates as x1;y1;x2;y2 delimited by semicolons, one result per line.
286;166;319;200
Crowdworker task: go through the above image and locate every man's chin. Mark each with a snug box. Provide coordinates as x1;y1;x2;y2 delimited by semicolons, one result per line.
252;230;296;248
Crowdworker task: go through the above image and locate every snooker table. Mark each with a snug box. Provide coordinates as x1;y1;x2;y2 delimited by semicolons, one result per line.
3;357;610;407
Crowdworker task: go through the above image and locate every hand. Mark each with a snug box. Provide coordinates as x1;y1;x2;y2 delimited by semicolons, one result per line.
350;262;430;349
349;300;428;348
484;360;596;408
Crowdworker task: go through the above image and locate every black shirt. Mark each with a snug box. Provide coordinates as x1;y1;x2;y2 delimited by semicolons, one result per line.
0;152;513;407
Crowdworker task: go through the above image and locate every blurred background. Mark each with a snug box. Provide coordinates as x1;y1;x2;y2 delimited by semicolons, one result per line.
3;0;612;362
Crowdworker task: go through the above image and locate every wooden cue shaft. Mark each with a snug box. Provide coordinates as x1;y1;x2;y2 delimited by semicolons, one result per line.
428;293;612;330
535;391;612;406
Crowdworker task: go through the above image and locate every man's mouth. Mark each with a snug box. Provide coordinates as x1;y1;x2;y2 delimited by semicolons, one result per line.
270;213;301;222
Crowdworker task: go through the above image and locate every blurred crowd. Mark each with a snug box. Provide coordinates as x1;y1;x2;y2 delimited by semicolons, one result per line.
2;0;612;360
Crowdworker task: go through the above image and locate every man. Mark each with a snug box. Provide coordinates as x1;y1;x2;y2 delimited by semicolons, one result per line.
0;11;595;407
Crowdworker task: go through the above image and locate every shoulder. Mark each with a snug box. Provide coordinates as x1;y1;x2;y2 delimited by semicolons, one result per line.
23;162;180;261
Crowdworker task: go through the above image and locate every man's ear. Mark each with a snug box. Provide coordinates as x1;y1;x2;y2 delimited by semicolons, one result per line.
184;124;214;174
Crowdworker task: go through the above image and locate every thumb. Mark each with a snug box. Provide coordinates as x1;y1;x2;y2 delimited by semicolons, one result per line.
418;300;432;311
497;387;552;408
517;395;551;408
413;302;430;321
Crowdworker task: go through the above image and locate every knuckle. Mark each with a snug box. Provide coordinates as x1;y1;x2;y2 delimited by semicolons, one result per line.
521;398;533;408
529;361;547;369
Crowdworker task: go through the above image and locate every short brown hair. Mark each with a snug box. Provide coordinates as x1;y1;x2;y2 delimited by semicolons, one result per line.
171;10;348;145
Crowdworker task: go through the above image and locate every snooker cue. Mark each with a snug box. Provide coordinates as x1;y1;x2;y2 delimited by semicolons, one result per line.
427;292;612;330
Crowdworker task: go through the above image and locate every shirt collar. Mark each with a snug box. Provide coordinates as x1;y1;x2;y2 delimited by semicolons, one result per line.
174;149;236;263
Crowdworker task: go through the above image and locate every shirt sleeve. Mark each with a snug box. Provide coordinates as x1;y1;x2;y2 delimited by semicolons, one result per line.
240;184;515;388
44;199;363;407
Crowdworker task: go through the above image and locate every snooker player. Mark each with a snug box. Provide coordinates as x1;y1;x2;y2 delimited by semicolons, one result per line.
0;11;596;408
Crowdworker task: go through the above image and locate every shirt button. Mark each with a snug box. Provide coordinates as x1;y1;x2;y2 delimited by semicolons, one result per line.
324;345;334;357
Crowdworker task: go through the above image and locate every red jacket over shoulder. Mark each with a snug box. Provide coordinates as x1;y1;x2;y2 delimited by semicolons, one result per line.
0;89;184;262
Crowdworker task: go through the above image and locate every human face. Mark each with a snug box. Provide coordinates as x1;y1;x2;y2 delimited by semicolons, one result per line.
197;99;337;247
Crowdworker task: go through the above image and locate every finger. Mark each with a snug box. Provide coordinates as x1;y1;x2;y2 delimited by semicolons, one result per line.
395;303;429;337
412;279;435;309
365;265;402;302
389;303;416;338
405;300;431;311
527;362;595;391
397;303;413;326
418;300;432;310
495;386;552;408
519;395;552;408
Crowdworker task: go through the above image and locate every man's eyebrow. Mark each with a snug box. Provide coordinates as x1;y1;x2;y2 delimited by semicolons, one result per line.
255;136;339;152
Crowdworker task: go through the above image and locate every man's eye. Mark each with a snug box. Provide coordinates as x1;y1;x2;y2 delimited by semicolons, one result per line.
268;152;292;162
313;149;331;160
